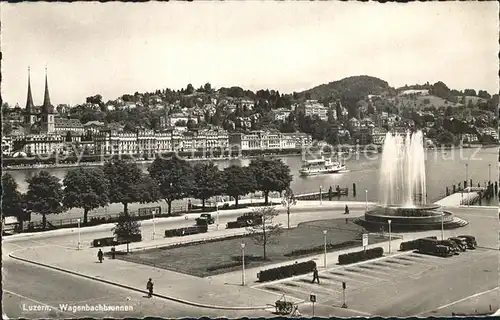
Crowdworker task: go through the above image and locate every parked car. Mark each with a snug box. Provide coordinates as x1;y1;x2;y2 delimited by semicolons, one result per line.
438;239;460;255
195;213;215;226
448;237;467;252
457;235;477;249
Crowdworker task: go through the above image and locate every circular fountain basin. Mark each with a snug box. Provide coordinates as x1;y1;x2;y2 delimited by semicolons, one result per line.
354;204;468;232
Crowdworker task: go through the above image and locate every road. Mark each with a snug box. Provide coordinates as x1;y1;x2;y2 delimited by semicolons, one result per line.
2;259;271;318
3;205;497;317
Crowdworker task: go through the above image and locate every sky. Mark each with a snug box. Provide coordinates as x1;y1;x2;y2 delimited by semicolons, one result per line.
2;1;498;106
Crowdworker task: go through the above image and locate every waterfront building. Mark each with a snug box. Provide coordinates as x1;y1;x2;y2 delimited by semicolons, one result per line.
2;136;13;156
54;118;85;135
229;131;312;151
13;134;65;156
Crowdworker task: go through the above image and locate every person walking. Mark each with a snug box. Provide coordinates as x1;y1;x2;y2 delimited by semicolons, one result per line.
146;278;154;298
97;249;104;263
345;205;349;215
311;266;320;284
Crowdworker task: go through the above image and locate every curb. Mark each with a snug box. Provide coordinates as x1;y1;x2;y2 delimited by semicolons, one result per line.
8;252;271;311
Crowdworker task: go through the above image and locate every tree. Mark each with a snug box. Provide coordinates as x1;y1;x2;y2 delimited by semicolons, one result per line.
103;159;159;216
2;122;12;136
112;213;141;253
246;206;282;260
204;82;212;93
222;165;256;208
63;167;110;225
149;157;194;214
2;173;25;230
281;188;296;229
248;158;293;205
191;162;223;210
186;83;194;95
25;171;64;230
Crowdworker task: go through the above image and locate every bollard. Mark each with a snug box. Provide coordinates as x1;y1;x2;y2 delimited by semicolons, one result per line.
353;183;357;197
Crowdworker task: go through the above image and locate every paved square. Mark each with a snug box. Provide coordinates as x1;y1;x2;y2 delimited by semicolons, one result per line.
254;248;498;316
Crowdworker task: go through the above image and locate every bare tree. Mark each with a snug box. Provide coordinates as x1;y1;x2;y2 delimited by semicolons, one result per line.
281;188;296;229
246;206;283;260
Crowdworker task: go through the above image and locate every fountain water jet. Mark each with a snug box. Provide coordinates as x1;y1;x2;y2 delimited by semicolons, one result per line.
379;131;426;207
353;130;468;232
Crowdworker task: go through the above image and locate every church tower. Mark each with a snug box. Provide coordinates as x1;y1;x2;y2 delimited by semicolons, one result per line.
23;67;37;126
40;67;55;134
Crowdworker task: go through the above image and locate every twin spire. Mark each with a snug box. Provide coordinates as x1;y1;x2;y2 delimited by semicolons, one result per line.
25;66;53;114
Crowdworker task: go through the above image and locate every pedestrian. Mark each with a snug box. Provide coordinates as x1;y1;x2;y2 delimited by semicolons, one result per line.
147;278;154;298
311;266;320;284
97;249;104;263
345;205;349;215
111;246;116;259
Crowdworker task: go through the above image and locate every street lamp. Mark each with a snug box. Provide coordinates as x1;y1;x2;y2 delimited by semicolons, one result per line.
216;199;220;230
388;219;392;254
489;164;491;183
77;218;81;250
241;243;246;286
465;163;469;187
323;230;328;268
152;208;156;240
365;190;368;211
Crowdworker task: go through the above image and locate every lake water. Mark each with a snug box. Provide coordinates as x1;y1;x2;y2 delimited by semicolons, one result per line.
9;147;498;205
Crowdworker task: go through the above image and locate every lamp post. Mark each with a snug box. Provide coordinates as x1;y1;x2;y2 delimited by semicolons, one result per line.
323;230;328;268
77;218;81;250
388;219;392;254
488;164;491;183
365;190;368;211
152;208;156;240
441;212;444;241
216;200;220;230
465;163;469;187
241;243;246;286
320;185;323;205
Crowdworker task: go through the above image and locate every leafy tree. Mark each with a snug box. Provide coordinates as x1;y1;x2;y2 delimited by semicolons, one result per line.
191;162;223;210
2;122;13;136
186;84;194;95
112;213;141;253
2;173;25;230
204;82;212;93
248;158;293;205
281;188;296;229
222;165;256;208
25;171;64;230
149;157;194;214
246;206;283;260
103;159;159;216
63;167;110;225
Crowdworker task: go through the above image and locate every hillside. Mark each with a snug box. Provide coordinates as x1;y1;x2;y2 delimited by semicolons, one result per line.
301;75;393;100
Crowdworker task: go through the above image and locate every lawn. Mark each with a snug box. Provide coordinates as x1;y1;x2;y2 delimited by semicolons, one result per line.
118;218;388;277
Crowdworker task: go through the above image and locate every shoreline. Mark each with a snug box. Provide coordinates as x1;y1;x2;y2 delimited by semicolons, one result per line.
2;144;496;171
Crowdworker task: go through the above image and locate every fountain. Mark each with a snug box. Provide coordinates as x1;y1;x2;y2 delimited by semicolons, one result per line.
354;130;468;232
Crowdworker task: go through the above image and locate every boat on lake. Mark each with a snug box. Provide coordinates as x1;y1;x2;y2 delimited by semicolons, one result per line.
299;156;346;176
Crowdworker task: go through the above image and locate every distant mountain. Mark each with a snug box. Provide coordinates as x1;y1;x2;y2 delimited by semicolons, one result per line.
301;75;394;101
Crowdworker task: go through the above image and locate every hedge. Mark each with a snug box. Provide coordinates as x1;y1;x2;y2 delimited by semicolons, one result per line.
206;261;242;272
257;260;316;282
338;247;384;265
400;236;438;251
226;221;245;229
284;241;359;257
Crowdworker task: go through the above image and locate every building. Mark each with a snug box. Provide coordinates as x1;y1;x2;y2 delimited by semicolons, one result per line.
54;118;85;135
271;108;292;122
297;100;328;121
229;131;312;151
22;67;56;135
13;134;65;156
372;127;388;145
2;136;13;156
